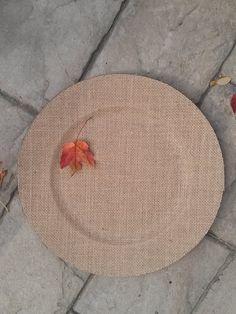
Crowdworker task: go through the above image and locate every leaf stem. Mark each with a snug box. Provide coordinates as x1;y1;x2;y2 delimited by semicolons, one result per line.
71;116;93;177
76;117;92;141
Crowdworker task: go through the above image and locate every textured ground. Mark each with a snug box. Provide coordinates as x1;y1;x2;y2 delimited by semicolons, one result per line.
0;1;236;313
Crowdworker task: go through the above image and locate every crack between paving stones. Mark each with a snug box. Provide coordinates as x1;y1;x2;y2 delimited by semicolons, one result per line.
71;270;87;283
170;4;199;31
66;274;95;314
0;88;38;116
61;263;66;299
0;119;33;219
57;259;87;283
207;231;236;252
77;0;130;82
53;263;68;314
15;307;23;314
197;40;236;108
190;251;235;313
0;0;130;113
1;0;128;114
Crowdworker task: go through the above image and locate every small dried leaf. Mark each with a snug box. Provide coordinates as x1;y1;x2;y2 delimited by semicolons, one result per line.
0;162;8;188
60;140;95;174
209;80;217;87
210;76;231;87
230;94;236;114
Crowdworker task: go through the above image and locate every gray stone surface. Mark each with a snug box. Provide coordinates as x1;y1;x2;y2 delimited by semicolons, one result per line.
195;256;236;314
0;0;123;110
74;238;229;314
201;84;236;246
201;85;236;189
0;194;88;314
211;179;236;247
86;0;236;103
0;96;34;215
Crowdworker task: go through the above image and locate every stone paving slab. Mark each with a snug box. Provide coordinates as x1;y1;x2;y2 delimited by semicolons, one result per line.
86;0;236;103
0;96;34;215
201;84;236;189
0;194;88;314
194;255;236;314
74;238;229;314
0;0;123;110
210;179;236;248
201;83;236;246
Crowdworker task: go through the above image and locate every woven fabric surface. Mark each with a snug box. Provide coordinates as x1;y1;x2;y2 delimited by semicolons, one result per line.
18;74;224;277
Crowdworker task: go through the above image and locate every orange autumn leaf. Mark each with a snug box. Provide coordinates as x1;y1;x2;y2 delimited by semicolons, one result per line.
60;142;75;168
60;117;95;174
60;140;95;174
0;162;8;187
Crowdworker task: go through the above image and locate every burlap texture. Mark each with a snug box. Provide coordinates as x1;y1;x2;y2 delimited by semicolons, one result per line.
18;74;224;277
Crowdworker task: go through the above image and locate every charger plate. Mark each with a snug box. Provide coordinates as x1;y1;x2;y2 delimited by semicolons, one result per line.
18;74;224;277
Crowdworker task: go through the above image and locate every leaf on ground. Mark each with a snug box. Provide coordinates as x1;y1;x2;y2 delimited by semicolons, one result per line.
209;76;231;87
60;140;95;175
0;162;8;188
230;94;236;114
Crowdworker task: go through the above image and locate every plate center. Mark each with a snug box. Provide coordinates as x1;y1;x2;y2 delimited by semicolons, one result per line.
52;107;183;244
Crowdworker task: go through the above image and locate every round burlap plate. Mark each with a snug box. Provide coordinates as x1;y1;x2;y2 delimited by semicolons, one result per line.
18;74;224;277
